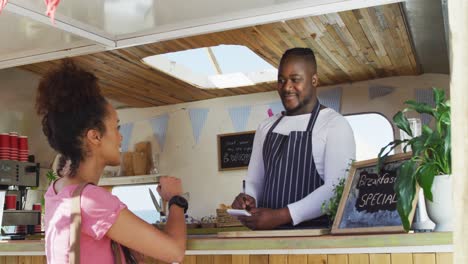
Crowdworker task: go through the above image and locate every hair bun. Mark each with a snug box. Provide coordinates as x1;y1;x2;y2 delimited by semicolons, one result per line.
36;59;104;116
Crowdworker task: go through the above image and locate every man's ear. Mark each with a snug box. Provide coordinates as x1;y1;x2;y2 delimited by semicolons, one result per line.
86;129;102;146
311;73;319;87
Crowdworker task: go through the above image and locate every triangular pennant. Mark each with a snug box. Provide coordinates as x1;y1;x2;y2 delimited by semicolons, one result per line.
267;108;274;117
318;87;342;113
148;114;169;151
268;101;284;116
119;123;134;152
188;108;209;144
415;88;435;125
228;106;252;132
369;84;395;99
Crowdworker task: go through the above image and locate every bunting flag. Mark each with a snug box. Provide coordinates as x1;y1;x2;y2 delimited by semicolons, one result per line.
228;106;252;132
267;108;274;117
415;88;436;125
119;122;134;152
188;108;209;144
148;114;169;151
267;101;284;116
318;87;342;113
369;84;395;99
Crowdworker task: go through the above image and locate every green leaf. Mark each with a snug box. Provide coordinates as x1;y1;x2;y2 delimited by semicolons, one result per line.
421;125;433;135
409;137;425;157
377;140;407;170
444;125;451;174
404;100;434;115
393;112;413;137
395;160;417;232
433;87;446;105
321;178;346;221
439;112;451;126
417;164;437;201
46;170;58;185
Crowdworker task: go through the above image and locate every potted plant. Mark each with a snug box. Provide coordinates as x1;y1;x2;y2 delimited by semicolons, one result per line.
378;87;451;232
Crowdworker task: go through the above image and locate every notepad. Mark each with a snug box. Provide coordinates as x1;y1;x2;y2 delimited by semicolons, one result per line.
227;209;252;217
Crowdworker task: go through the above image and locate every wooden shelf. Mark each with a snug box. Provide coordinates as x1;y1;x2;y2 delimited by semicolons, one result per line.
98;175;160;186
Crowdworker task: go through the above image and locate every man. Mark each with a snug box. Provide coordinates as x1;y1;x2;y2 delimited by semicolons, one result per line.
231;48;356;230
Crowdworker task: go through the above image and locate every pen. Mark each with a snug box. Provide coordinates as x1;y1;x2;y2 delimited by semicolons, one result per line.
242;180;250;211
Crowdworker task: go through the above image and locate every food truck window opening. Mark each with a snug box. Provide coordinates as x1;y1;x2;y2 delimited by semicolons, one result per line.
344;113;394;161
112;184;160;224
142;45;277;89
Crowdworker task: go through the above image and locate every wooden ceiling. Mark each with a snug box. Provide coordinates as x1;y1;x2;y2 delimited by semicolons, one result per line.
20;3;418;108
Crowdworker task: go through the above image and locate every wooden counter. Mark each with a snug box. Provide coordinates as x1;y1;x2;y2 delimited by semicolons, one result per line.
0;232;453;264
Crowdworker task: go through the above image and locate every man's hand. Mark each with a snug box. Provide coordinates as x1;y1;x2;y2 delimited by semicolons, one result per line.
237;207;292;230
232;193;256;211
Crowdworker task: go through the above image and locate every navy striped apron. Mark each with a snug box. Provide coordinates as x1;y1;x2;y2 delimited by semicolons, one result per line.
259;102;323;210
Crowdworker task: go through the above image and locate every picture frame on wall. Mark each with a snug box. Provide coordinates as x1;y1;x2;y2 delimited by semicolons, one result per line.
217;131;255;171
331;153;418;235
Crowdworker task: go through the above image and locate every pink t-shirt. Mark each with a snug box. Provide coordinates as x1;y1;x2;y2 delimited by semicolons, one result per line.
44;183;127;264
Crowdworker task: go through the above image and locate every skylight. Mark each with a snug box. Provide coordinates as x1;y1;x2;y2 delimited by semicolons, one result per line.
142;45;277;89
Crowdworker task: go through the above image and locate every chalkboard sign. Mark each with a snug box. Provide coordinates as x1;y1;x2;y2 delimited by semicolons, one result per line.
331;153;418;234
217;131;255;171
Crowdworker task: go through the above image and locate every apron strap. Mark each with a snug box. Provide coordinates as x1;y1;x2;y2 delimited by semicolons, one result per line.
306;103;322;131
267;114;284;135
69;182;89;264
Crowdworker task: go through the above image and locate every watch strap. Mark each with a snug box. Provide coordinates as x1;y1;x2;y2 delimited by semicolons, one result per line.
168;195;188;213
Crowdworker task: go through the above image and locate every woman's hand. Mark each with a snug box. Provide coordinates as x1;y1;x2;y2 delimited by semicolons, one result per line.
157;176;182;201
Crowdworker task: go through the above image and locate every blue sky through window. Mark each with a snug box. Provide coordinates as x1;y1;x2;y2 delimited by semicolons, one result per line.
163;45;275;75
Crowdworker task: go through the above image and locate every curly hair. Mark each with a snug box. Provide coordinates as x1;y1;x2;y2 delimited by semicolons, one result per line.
36;60;108;177
280;47;317;73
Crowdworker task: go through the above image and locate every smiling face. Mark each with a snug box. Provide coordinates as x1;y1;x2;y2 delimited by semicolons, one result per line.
277;56;319;116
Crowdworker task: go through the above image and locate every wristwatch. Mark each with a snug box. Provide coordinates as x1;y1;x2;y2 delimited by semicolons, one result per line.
168;195;188;214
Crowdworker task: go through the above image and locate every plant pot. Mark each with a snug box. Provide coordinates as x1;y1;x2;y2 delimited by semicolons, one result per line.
425;174;453;232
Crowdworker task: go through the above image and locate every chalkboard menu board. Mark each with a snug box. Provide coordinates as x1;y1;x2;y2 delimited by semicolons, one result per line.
217;131;255;171
331;153;417;234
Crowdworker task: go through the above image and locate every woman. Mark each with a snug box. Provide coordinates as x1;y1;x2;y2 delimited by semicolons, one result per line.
37;60;186;263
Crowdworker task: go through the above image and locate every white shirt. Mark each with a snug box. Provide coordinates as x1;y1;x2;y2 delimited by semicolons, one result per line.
245;108;356;225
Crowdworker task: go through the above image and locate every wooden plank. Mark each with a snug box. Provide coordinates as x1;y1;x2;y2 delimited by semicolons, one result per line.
270;255;288;264
308;254;327;264
288;255;308;264
214;255;232;264
5;257;18;264
390;254;412;264
218;228;330;238
369;254;390;264
413;254;436;264
30;256;45;264
196;255;214;264
181;255;197;264
435;253;452;264
232;255;250;264
18;256;32;264
250;255;269;264
348;254;369;264
328;255;348;264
